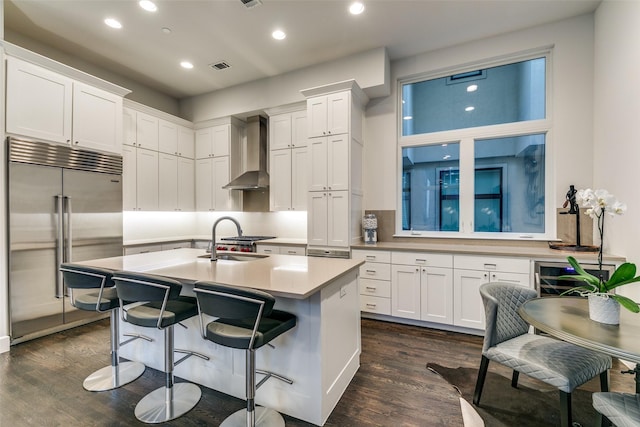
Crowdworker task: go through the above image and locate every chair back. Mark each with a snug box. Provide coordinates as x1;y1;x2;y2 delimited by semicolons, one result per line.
480;282;537;352
60;263;114;289
113;271;183;303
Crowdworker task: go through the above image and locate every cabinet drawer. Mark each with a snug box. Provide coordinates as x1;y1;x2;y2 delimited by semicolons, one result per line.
256;245;280;254
454;255;530;274
392;251;453;268
360;295;391;315
161;241;192;251
281;246;306;256
352;249;391;263
359;262;391;281
124;244;162;255
359;278;391;298
490;271;531;287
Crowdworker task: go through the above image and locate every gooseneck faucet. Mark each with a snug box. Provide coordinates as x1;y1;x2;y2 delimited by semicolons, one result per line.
211;216;243;261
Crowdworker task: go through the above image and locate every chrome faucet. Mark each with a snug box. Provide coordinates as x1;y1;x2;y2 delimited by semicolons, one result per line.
211;216;243;261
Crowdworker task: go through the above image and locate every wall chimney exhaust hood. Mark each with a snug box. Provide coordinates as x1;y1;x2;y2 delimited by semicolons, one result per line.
223;115;269;190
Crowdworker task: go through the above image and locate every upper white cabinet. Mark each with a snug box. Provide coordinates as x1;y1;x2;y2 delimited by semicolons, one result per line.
269;110;309;211
307;92;350;138
195;124;231;159
122;144;159;211
6;56;124;154
159;153;194;211
308;134;350;192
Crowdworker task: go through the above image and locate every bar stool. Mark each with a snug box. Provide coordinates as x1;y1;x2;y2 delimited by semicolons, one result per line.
194;281;297;427
113;271;209;424
59;263;146;391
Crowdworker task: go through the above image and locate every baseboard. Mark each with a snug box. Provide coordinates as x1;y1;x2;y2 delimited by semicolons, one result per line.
0;335;10;354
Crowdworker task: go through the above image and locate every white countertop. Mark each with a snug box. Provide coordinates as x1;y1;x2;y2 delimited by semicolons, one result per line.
76;248;363;299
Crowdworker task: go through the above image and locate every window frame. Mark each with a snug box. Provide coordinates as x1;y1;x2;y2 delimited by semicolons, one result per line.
395;49;555;241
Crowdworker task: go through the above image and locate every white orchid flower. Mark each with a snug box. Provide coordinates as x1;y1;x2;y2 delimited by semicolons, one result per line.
610;201;627;215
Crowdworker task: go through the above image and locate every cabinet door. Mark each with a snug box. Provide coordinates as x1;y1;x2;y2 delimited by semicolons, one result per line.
158;153;178;211
6;57;73;144
123;108;137;147
308;138;328;191
291;146;309;211
391;264;421;320
453;269;486;330
327;92;349;135
307;96;328;138
212;125;230;157
158;120;178;155
327;191;349;247
307;192;328;246
280;246;306;256
291;110;308;148
136;148;159;211
491;272;531;288
270;114;292;150
136;112;159;151
195;158;213;211
195;128;213;159
72;82;122;154
177;157;195;211
213;156;231;210
269;148;292;211
421;267;453;324
327;134;349;191
178;126;195;158
122;144;137;210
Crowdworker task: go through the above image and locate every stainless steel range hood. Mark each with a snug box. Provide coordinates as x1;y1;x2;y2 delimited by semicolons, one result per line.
223;115;269;190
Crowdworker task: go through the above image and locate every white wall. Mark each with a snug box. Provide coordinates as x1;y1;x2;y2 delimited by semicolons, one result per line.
593;0;640;301
363;14;596;214
180;47;389;122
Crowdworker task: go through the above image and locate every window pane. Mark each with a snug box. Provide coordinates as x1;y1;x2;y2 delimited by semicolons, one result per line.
474;134;545;233
402;143;460;231
402;58;546;136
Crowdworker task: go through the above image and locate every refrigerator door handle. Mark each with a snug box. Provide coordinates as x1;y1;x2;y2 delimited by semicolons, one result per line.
55;194;64;298
65;196;72;263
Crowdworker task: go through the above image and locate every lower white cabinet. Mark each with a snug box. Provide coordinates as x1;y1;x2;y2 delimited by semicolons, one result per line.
307;191;350;247
352;249;392;315
255;244;306;256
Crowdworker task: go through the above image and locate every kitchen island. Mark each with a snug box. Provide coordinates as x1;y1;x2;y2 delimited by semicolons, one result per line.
76;248;363;426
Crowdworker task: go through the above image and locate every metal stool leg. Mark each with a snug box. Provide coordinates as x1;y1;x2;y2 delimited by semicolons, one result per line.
83;309;145;392
221;349;285;427
134;325;201;423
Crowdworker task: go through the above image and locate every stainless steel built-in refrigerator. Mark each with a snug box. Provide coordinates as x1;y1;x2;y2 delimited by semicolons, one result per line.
7;137;123;343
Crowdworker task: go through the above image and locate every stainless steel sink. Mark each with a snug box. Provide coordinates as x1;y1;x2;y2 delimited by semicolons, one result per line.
197;253;269;261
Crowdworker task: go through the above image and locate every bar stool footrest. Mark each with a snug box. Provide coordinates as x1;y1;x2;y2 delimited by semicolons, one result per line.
83;361;145;392
134;382;201;424
220;407;285;427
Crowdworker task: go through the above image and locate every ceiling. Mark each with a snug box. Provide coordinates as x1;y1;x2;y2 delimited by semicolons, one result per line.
4;0;600;100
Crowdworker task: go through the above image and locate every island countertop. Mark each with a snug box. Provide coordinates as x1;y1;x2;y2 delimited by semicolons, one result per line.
75;248;364;300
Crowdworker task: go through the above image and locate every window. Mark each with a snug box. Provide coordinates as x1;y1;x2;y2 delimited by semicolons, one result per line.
398;53;550;239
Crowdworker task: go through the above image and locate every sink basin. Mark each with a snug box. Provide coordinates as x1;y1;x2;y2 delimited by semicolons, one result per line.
197;253;269;262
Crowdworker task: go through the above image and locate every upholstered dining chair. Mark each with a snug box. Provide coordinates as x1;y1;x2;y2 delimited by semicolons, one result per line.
593;392;640;427
473;282;612;427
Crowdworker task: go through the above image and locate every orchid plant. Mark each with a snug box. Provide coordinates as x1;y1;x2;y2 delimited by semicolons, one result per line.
560;189;640;313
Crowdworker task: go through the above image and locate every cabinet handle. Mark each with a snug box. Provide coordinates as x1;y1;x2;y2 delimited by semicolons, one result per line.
365;269;377;274
263;249;273;253
422;268;427;272
483;273;489;279
74;141;79;145
415;258;426;264
365;303;377;308
286;250;296;254
484;263;497;270
365;255;376;260
67;139;71;143
415;268;419;272
365;286;377;291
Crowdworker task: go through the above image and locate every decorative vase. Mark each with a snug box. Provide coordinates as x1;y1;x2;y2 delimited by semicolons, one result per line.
363;214;378;244
588;294;620;325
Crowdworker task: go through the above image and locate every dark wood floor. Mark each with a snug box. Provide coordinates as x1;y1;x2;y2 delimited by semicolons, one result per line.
0;318;635;426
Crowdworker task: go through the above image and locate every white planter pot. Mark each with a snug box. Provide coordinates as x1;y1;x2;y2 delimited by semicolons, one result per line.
588;294;620;325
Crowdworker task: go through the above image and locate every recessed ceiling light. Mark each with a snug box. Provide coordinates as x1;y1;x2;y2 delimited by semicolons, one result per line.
272;29;286;40
139;0;157;12
467;84;478;92
104;18;122;29
349;2;365;15
465;106;475;112
161;27;172;34
180;61;194;69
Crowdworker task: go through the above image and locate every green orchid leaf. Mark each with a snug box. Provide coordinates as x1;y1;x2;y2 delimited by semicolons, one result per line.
610;294;640;313
566;256;600;285
604;275;640;292
558;273;599;289
608;263;637;285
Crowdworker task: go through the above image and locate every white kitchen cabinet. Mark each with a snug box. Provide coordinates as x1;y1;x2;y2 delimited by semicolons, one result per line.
158;119;178;155
123;108;159;151
307;191;350;247
453;255;531;330
6;56;123;154
307;92;350;138
196;156;237;211
269;111;309;211
308;134;349;192
352;249;392;315
123;244;163;255
391;252;454;322
195;124;232;159
255;245;306;256
178;126;195;159
122;145;158;211
159;153;194;211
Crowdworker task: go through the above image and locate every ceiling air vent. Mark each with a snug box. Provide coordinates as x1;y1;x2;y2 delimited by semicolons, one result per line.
240;0;262;8
209;61;231;71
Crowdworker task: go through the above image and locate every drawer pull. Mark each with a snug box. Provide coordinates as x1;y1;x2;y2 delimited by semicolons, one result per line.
365;303;377;308
484;263;497;270
365;270;377;274
263;249;273;253
415;258;427;263
365;286;377;291
286;250;297;254
365;255;376;260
